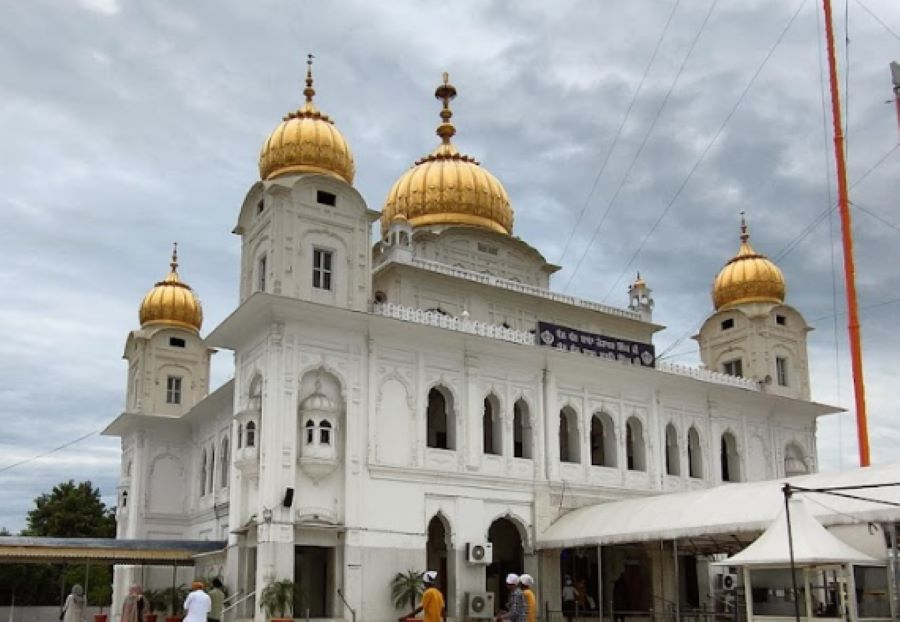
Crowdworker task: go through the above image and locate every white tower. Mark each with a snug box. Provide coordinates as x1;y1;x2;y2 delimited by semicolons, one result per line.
627;272;654;322
694;215;811;400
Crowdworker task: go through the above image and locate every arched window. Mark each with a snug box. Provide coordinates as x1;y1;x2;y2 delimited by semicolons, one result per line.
590;413;616;467
245;421;256;448
249;375;263;411
427;387;454;450
513;400;532;459
305;419;316;445
784;443;808;477
220;438;230;488
121;490;128;508
688;427;702;478
320;420;332;445
483;395;501;455
237;423;243;449
665;423;680;476
721;431;741;482
207;446;215;493
626;417;646;471
200;449;207;496
559;407;580;463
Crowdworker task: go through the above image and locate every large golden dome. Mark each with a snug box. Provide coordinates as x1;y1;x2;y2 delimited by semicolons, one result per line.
381;73;513;236
139;245;203;333
712;215;785;310
259;57;355;184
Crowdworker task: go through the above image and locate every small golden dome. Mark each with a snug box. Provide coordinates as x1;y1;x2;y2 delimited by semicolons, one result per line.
259;56;355;184
139;244;203;333
381;73;513;236
712;215;786;310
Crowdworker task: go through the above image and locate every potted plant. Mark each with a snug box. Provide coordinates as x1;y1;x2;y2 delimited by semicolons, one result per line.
143;589;167;622
89;580;112;622
390;570;424;621
259;579;299;622
159;585;189;622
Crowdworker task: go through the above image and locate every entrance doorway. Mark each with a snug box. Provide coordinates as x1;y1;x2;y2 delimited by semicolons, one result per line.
294;545;332;618
426;515;451;601
486;517;524;614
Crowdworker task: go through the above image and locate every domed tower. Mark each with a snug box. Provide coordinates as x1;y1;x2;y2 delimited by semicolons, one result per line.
124;244;212;417
234;56;375;310
694;215;811;399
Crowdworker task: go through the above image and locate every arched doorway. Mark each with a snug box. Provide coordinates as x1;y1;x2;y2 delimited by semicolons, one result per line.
426;515;451;598
486;517;524;614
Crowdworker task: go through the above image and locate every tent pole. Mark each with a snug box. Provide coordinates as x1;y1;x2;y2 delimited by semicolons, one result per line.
891;522;898;620
783;484;801;622
597;545;603;622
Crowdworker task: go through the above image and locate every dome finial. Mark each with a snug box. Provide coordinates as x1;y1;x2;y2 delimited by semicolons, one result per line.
170;242;179;272
434;72;457;144
740;210;749;243
302;53;317;110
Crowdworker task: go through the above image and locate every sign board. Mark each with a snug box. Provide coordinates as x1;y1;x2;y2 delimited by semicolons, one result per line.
536;321;655;368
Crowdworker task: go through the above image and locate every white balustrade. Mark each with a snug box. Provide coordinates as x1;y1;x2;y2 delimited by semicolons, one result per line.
372;302;536;345
656;361;759;390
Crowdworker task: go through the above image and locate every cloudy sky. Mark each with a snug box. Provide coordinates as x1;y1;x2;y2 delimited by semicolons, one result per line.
1;0;897;532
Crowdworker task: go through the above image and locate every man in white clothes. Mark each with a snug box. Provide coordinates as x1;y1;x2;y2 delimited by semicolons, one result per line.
183;581;212;622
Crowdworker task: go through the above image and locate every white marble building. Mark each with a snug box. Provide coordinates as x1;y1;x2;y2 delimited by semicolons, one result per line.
103;65;837;621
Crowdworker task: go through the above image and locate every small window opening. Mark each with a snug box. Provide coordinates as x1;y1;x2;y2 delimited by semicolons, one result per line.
319;420;332;445
256;199;264;215
776;314;786;326
316;190;337;206
776;356;789;386
121;490;128;508
166;376;182;404
245;421;256;448
305;419;316;445
722;359;743;378
169;337;186;348
721;318;734;330
257;255;267;293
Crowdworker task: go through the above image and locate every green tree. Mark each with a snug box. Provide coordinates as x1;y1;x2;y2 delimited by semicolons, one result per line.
0;480;117;606
25;480;116;538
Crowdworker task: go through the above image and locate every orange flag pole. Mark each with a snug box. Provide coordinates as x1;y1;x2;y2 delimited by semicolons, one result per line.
822;0;870;466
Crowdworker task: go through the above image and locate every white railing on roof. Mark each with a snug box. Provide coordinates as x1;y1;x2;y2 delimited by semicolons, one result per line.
394;256;642;321
373;302;536;345
656;361;759;390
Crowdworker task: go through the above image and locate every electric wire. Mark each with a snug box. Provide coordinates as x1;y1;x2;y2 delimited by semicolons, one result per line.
562;0;720;293
600;0;811;301
807;296;900;323
853;0;900;41
853;201;900;234
556;0;683;266
0;429;101;475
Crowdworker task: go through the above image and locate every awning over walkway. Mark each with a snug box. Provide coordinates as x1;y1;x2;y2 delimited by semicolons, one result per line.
538;463;900;550
0;537;226;565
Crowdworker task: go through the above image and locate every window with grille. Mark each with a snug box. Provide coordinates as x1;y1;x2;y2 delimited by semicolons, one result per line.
312;248;333;291
166;376;182;404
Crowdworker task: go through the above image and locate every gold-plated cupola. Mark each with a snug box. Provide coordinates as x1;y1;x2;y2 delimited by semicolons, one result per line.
712;214;786;310
381;73;513;236
139;244;203;332
258;55;355;184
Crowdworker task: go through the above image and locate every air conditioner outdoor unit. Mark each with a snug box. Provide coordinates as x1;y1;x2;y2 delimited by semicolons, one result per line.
721;572;738;591
467;591;495;618
466;541;493;564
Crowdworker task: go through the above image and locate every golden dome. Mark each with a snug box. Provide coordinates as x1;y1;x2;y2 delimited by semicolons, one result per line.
381;73;513;236
259;56;355;184
712;215;786;310
139;244;203;333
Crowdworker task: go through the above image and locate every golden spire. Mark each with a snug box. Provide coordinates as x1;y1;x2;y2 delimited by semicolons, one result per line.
139;243;203;332
301;53;317;112
435;72;457;145
740;210;749;244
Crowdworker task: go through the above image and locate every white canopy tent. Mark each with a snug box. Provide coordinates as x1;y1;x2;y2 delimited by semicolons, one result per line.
719;498;875;566
538;463;900;550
